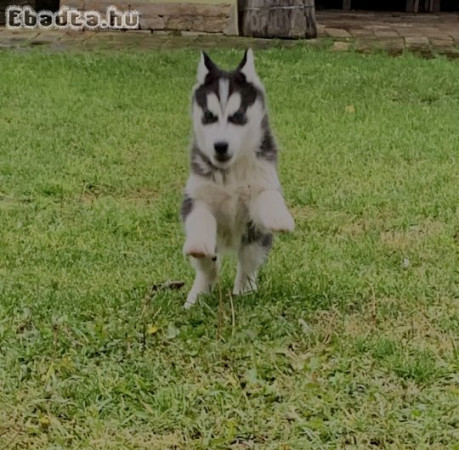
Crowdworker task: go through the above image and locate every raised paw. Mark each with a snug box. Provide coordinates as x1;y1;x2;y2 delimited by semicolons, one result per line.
183;239;216;259
260;210;295;233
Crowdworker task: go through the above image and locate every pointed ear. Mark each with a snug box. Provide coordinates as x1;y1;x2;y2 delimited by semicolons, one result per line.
197;51;217;84
237;48;257;83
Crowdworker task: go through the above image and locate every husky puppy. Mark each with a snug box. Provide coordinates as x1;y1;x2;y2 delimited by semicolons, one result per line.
181;49;294;308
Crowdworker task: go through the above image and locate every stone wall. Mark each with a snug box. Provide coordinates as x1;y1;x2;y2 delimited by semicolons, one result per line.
60;0;238;35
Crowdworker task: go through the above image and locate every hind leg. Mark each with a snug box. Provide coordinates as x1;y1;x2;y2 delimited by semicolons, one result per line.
233;232;273;295
184;256;219;309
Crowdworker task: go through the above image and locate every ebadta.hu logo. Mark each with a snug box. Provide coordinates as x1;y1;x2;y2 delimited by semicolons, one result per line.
5;4;140;29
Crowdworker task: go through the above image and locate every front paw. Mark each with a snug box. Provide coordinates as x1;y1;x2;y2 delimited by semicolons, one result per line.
261;210;295;233
183;238;216;259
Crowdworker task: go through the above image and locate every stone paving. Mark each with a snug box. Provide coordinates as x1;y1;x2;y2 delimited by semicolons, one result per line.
0;11;458;58
318;10;459;57
0;28;295;51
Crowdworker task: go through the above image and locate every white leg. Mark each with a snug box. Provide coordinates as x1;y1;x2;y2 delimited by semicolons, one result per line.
233;242;269;295
184;256;219;309
250;190;294;233
183;201;217;258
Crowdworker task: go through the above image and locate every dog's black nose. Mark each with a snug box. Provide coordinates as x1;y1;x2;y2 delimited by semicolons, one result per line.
214;142;228;156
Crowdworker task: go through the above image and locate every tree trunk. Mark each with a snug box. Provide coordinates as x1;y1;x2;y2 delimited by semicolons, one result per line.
242;0;317;39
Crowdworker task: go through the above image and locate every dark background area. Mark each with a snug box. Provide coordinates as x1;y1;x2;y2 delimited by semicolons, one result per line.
316;0;459;10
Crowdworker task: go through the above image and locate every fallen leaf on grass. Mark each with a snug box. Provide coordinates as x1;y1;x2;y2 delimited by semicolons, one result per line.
39;416;51;430
146;324;159;335
166;324;180;339
150;280;185;292
144;280;185;303
345;105;356;114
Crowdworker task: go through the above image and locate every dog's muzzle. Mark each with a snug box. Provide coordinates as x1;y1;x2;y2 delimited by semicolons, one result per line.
214;141;231;163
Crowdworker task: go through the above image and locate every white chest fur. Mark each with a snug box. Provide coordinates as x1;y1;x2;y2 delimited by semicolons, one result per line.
185;156;280;249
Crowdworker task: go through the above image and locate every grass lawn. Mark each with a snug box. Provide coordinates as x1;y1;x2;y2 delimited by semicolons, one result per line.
0;46;458;448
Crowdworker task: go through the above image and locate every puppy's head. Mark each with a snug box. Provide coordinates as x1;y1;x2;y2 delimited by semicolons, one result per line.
191;49;266;169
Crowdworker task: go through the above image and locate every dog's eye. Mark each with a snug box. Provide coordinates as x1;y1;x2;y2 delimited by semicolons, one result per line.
202;110;218;125
228;111;246;125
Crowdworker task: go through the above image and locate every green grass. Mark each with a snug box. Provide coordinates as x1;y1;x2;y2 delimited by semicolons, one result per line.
0;46;458;448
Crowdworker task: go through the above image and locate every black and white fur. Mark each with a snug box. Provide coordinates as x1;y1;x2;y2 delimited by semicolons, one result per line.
181;49;294;308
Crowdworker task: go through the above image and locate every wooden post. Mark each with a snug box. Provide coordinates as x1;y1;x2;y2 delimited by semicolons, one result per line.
238;0;246;34
242;0;317;39
406;0;419;12
418;0;439;12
